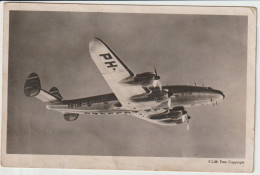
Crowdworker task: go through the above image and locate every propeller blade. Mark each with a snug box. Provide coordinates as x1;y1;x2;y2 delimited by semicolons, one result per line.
187;121;189;131
167;90;174;109
168;97;171;109
154;66;160;80
182;115;185;123
154;66;157;76
187;116;191;131
153;80;158;88
158;80;162;91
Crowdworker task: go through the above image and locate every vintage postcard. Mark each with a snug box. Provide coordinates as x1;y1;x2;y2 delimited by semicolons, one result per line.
1;3;256;173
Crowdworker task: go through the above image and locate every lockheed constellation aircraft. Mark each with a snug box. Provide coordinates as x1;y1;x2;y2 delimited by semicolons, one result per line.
24;38;225;130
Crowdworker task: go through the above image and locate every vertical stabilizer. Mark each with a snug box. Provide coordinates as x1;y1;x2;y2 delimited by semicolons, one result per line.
24;73;62;103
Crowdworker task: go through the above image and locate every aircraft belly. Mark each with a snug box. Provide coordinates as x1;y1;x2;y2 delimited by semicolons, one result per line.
52;109;134;115
46;100;133;114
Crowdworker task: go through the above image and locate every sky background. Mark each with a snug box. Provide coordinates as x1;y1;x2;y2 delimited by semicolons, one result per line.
7;11;247;158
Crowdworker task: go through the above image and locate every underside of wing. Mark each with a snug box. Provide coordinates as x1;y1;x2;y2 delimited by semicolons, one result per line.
89;38;147;109
129;111;178;126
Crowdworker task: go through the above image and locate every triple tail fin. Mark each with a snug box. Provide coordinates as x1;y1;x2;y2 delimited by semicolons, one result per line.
24;73;62;103
49;87;63;100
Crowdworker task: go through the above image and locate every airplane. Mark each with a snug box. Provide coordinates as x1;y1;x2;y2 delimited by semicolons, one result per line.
24;38;225;130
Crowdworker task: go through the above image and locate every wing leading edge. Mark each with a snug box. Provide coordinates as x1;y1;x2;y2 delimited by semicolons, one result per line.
89;38;147;109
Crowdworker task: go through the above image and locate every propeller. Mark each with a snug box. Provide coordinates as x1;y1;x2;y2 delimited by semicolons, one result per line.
182;115;185;123
182;115;191;131
167;91;174;110
186;116;191;131
153;67;162;91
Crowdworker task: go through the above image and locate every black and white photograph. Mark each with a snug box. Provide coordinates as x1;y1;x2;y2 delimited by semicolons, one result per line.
1;3;256;173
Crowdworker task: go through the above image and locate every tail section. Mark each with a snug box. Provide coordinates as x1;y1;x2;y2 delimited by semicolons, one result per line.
24;73;62;103
49;87;63;100
24;72;41;97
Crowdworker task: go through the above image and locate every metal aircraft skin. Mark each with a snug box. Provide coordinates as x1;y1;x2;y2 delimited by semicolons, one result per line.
24;38;225;130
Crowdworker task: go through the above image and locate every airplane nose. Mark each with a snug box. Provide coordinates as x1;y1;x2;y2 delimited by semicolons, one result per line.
222;93;225;99
214;90;225;99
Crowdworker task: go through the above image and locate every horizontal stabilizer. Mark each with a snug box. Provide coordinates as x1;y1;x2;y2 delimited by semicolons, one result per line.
24;73;62;103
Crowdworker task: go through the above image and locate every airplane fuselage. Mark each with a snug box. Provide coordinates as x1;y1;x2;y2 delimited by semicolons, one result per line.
46;85;225;116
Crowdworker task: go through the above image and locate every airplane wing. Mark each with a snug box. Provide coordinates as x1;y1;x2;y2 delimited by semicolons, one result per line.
89;38;147;109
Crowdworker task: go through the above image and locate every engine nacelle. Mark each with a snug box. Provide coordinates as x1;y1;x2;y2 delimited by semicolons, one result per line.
149;107;191;125
149;110;185;120
135;72;156;86
64;113;79;121
120;72;155;87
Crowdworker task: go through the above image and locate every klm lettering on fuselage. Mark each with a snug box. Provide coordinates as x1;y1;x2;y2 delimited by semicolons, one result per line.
99;53;118;70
